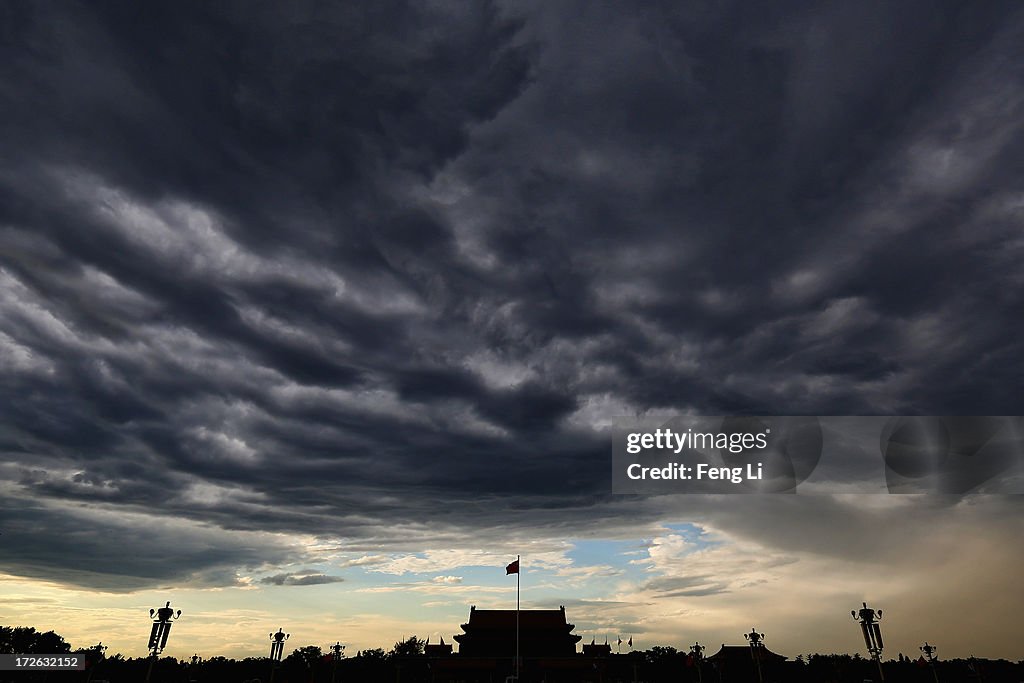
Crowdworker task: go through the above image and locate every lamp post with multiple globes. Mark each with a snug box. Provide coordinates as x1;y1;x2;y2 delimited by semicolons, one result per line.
690;641;706;683
330;641;345;683
921;642;939;683
744;628;765;683
145;602;182;683
268;628;290;683
852;602;885;681
85;641;107;683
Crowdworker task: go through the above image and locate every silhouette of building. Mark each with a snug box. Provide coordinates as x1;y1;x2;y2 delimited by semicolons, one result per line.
424;636;453;657
419;605;622;682
707;644;786;664
707;643;786;682
452;605;582;657
581;640;612;657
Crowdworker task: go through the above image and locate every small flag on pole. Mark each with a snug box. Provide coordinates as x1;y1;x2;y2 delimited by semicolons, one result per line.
618;637;622;646
509;555;520;680
628;636;633;647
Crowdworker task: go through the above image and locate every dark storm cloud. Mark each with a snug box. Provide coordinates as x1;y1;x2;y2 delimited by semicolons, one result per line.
1;0;1024;589
0;494;293;591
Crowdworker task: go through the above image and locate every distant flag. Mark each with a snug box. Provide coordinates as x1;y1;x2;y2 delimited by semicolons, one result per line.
604;635;608;645
618;637;622;646
917;657;928;667
686;654;695;667
591;638;596;646
508;555;520;680
628;637;633;648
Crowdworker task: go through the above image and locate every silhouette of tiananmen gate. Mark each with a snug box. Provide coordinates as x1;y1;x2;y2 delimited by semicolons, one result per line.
392;605;790;683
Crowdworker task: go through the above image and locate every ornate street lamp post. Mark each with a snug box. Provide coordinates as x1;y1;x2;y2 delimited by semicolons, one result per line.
852;602;884;681
85;642;107;683
921;642;939;683
690;642;706;683
145;602;182;682
268;628;290;683
330;641;345;683
744;628;765;683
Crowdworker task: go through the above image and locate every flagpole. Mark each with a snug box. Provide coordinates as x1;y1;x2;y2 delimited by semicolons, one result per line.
515;554;520;681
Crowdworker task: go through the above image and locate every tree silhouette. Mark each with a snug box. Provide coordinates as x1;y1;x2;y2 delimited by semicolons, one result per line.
0;626;72;654
389;635;426;658
284;644;323;669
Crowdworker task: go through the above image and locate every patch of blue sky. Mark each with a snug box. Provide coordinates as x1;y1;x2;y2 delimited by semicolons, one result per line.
660;522;719;551
566;538;638;566
326;527;722;597
562;538;648;583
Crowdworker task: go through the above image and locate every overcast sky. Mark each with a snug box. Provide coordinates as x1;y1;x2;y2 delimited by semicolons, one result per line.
1;0;1023;661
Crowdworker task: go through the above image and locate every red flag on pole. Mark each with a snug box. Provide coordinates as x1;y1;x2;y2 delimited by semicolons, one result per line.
506;559;519;574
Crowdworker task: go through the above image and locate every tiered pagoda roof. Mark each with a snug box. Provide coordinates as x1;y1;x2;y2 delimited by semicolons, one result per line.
452;605;582;657
707;644;787;662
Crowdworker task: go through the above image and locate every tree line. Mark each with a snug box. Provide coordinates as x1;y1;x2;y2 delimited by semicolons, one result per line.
2;626;1022;683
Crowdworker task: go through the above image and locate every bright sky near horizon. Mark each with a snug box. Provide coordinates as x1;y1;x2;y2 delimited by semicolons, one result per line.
4;505;1023;660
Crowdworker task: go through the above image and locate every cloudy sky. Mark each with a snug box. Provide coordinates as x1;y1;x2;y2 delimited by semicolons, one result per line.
2;0;1023;662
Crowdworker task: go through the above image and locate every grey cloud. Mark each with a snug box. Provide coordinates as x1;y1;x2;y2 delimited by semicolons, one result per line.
642;575;722;595
0;494;294;591
656;587;730;599
635;573;734;598
0;0;1023;593
258;572;346;587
